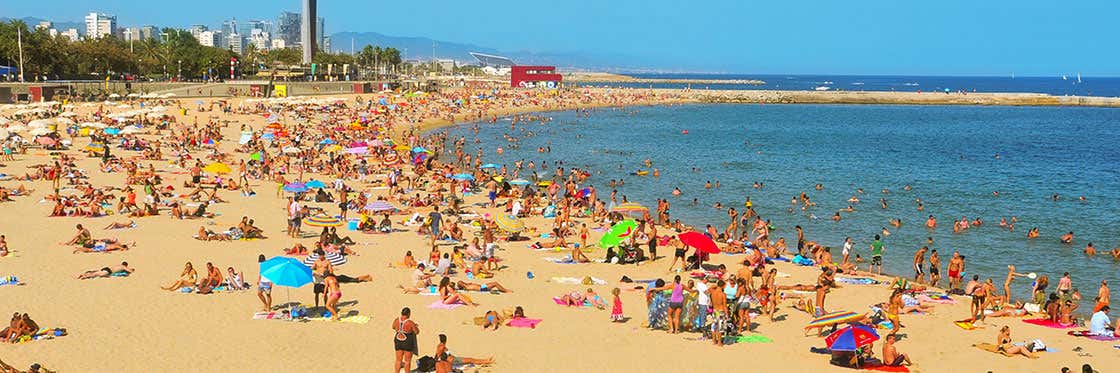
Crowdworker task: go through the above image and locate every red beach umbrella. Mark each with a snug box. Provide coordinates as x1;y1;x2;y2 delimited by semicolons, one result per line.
678;231;720;254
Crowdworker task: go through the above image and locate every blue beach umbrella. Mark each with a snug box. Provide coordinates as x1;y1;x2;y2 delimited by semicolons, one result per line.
411;146;428;153
451;173;475;181
824;324;880;351
480;163;499;169
305;180;326;189
104;128;122;135
319;138;336;145
260;257;313;288
508;179;530;186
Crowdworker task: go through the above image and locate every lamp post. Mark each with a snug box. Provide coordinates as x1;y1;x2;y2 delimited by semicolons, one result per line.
177;60;182;81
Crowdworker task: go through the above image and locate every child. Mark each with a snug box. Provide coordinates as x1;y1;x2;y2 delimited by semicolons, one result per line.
579;223;589;249
610;287;624;322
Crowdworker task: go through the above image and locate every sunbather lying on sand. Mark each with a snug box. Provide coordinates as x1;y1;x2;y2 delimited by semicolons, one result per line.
457;280;511;293
77;262;133;279
72;239;133;254
103;220;136;230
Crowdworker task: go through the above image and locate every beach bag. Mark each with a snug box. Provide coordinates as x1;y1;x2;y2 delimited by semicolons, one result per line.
290;305;308;318
416;356;436;372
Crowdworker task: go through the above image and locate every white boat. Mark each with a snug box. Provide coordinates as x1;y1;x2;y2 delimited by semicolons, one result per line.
814;86;831;91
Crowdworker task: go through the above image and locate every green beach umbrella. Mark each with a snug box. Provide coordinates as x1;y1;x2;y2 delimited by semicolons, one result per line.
599;219;639;248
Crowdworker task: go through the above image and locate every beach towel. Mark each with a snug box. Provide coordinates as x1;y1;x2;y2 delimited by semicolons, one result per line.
13;328;67;343
954;321;979;330
1022;318;1076;329
735;334;773;343
836;277;880;285
507;317;542;328
862;364;910;372
973;343;1040;358
428;300;464;310
308;315;371;324
110;271;131;277
542;256;578;264
252;311;291;320
0;276;23;286
915;294;955;304
1068;330;1120;341
549;276;606;285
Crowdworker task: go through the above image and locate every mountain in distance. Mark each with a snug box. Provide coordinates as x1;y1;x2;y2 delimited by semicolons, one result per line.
331;31;638;72
0;16;84;32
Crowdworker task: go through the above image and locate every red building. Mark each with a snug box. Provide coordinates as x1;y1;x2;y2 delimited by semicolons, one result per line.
510;66;562;88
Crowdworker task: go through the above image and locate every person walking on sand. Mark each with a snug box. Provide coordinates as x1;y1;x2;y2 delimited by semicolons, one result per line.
256;254;272;311
392;307;419;373
869;234;884;275
324;270;341;320
1003;265;1028;304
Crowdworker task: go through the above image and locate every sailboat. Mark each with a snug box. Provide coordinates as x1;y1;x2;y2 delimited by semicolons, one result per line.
1077;73;1082;83
1061;74;1068;80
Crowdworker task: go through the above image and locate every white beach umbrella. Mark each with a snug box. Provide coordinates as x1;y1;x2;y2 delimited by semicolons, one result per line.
108;93;121;99
282;146;301;154
29;127;52;136
0;129;9;139
127;93;140;98
5;124;26;133
121;126;142;135
59;112;77;117
53;117;75;125
27;119;52;128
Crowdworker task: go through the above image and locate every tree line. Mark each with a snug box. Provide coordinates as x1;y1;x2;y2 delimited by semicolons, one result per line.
0;20;404;81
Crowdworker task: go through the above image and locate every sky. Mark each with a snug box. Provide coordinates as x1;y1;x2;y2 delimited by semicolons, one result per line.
4;0;1118;76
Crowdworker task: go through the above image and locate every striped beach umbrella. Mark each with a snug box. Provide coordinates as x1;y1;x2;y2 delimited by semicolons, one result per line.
303;214;343;227
303;251;347;267
610;202;648;217
494;214;525;233
364;200;397;212
805;310;864;330
381;153;401;166
825;324;879;351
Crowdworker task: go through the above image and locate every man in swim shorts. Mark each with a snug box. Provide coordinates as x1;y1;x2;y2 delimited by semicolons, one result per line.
869;235;884;275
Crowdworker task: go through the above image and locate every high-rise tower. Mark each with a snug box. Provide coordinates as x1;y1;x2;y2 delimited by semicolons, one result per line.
301;0;317;64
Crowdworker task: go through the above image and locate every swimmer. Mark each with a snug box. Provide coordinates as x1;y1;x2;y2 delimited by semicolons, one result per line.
1060;231;1073;244
671;187;681;196
1085;243;1096;256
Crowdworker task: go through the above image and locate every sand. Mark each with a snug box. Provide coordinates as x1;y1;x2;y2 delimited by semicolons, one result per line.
0;89;1115;372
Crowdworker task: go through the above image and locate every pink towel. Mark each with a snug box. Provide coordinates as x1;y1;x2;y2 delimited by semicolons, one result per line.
553;297;590;307
507;317;542;328
1022;318;1075;329
427;300;464;310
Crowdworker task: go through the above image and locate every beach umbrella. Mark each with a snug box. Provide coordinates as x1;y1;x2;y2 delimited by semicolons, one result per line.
303;251;347;267
304;214;343;228
599;219;638;248
348;141;368;148
319;138;336;145
0;129;7;139
494;214;525;233
5;124;26;133
346;146;368;155
392;144;410;151
282;146;301;154
451;173;475;181
678;231;720;254
249;152;262;161
369;139;383;147
508;179;530;186
806;310;865;331
305;180;326;189
201;162;231;174
824;324;879;351
30;128;54;137
480;163;499;169
610;202;649;218
260;256;313;288
381;153;401;166
411;146;428;153
108;93;121;99
283;182;308;193
364;200;396;212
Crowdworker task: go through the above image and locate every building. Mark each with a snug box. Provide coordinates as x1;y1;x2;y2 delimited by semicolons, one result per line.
277;11;301;45
35;21;52;31
322;36;331;53
510;66;561;88
301;0;318;64
122;27;141;42
60;29;80;42
317;17;326;47
271;39;287;50
249;28;271;51
227;34;244;55
139;26;160;41
85;12;117;39
188;25;208;41
434;59;456;72
198;30;219;47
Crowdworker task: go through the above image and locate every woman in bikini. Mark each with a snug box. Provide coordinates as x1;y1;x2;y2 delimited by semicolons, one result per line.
996;325;1036;358
324;271;341;320
392;307;420;373
434;333;493;373
161;262;198;290
438;276;477;306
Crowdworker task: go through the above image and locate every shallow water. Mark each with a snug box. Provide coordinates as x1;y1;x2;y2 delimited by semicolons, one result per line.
440;103;1120;304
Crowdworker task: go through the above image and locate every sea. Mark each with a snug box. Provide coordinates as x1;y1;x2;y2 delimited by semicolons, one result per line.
438;79;1119;308
574;74;1120;98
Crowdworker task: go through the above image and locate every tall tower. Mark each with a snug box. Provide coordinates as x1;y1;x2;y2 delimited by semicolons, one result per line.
301;0;317;64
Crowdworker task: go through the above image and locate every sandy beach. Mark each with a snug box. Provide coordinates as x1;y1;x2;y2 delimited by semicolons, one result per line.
0;87;1116;373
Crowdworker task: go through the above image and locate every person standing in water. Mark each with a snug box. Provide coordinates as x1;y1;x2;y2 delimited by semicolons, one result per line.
912;247;928;284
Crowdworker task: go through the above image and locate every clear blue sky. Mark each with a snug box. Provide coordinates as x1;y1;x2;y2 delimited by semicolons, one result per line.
5;0;1118;76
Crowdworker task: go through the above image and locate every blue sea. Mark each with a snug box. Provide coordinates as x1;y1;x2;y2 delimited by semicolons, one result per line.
573;74;1120;98
439;103;1120;306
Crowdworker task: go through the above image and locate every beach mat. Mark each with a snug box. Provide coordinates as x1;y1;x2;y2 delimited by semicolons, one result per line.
507;318;542;328
308;315;371;324
1068;330;1120;341
835;277;880;285
862;364;910;372
954;321;979;330
252;311;291;320
973;343;1040;358
553;297;593;307
1022;318;1075;329
428;300;464;310
735;334;773;343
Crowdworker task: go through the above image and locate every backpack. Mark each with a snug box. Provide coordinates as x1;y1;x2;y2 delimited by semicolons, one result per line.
416;356;436;372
